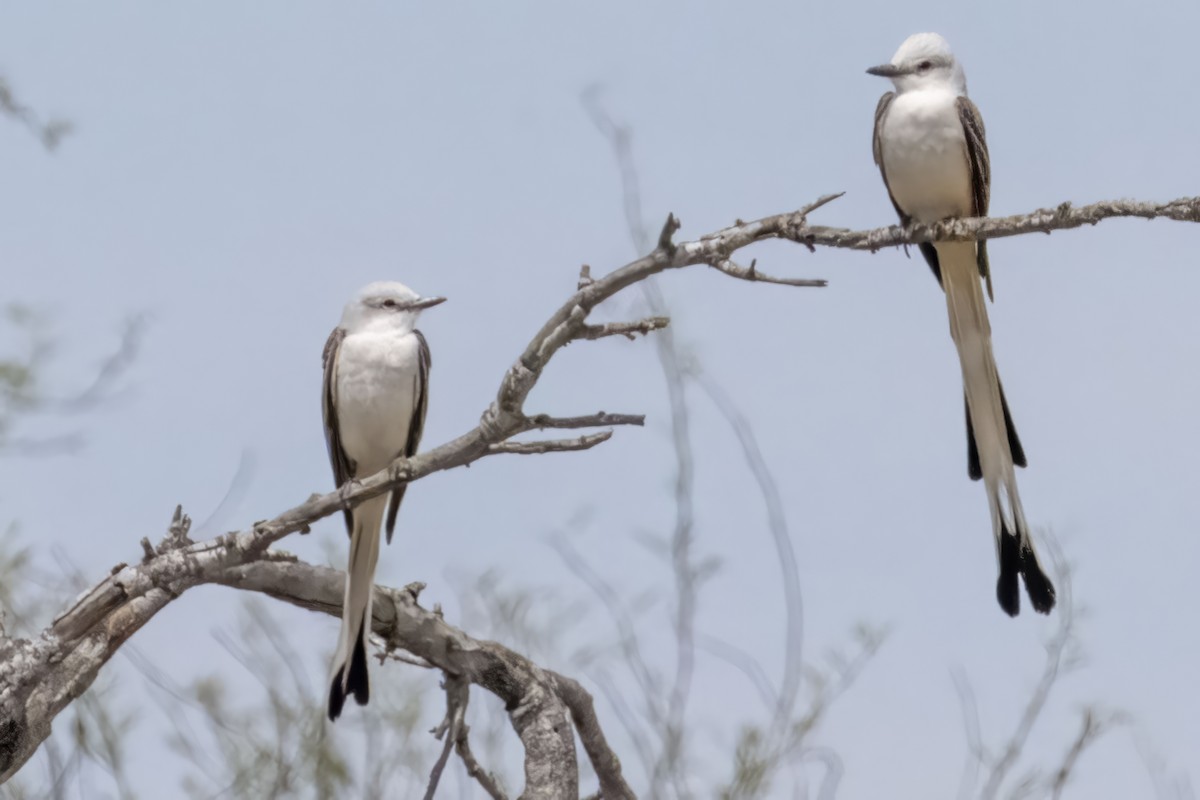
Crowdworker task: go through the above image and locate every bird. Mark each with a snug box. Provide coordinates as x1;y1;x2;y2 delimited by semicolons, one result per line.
867;32;1055;616
321;281;444;719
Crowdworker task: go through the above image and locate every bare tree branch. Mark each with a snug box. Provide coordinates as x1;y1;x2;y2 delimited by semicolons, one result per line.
707;257;827;288
43;315;147;414
691;371;805;753
0;76;72;151
522;412;645;431
221;562;579;797
578;317;671;341
455;720;507;800
424;674;485;800
978;546;1077;800
422;684;459;800
550;672;637;800
952;667;985;800
550;536;665;726
1049;708;1124;800
765;195;1200;253
487;431;613;455
693;633;778;713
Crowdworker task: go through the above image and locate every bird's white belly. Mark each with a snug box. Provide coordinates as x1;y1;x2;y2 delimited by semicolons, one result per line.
335;331;420;476
880;90;973;223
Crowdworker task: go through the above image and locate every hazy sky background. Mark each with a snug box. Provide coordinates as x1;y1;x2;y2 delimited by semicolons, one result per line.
2;1;1198;797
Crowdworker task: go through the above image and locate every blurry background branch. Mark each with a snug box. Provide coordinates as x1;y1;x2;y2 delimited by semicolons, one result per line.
581;89;850;799
0;302;147;457
953;544;1133;800
0;76;72;151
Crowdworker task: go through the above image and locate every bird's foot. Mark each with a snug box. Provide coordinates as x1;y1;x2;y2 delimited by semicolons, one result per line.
338;478;363;509
388;461;410;484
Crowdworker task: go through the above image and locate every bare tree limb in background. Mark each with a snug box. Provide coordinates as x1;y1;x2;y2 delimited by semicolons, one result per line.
1;309;147;456
583;90;704;798
948;545;1132;800
978;552;1081;800
424;674;506;800
0;76;72;151
1134;731;1197;800
1049;709;1126;800
583;89;840;798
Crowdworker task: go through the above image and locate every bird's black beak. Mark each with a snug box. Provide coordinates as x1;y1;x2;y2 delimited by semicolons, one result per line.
866;63;905;78
412;296;447;310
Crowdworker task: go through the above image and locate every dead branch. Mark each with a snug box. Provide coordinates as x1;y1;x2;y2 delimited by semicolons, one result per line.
708;257;827;287
550;671;636;800
0;76;72;151
424;674;475;800
523;412;645;431
1049;708;1123;800
578;317;671;341
486;431;613;455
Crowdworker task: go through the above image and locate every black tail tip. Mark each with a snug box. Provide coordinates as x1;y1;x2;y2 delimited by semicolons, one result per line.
996;527;1058;617
326;628;372;722
328;669;348;721
996;530;1020;617
348;630;371;705
1020;545;1057;615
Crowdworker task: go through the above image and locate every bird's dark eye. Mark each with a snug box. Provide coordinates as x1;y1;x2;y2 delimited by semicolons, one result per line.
381;299;397;309
917;60;933;71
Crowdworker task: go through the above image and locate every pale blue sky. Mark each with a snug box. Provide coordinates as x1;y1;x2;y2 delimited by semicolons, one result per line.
2;1;1198;797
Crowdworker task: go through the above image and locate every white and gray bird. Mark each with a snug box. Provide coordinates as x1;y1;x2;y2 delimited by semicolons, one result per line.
868;33;1055;616
321;281;444;719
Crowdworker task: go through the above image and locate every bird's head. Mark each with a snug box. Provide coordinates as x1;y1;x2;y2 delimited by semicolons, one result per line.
341;281;446;334
867;32;967;95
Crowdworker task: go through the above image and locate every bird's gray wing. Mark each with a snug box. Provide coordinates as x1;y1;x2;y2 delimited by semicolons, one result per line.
874;91;943;284
322;326;354;535
384;329;431;543
957;95;993;299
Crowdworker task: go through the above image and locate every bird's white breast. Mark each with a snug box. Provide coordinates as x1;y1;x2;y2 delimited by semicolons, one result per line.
335;330;421;476
880;88;973;223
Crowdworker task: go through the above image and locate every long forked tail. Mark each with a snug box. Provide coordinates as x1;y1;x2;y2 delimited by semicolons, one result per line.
965;383;1026;480
937;242;1056;617
996;516;1057;616
328;494;386;721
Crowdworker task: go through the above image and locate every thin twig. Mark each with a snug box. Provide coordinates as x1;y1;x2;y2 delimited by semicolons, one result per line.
523;412;645;431
1049;709;1100;800
550;537;664;720
693;371;805;752
951;667;985;800
380;649;435;670
708;257;826;288
577;317;671;340
0;75;73;150
980;548;1075;800
455;729;507;800
423;673;468;800
486;431;612;455
694;633;778;713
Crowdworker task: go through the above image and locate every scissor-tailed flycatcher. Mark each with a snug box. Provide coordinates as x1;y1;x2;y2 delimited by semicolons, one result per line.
868;33;1055;616
322;281;444;719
